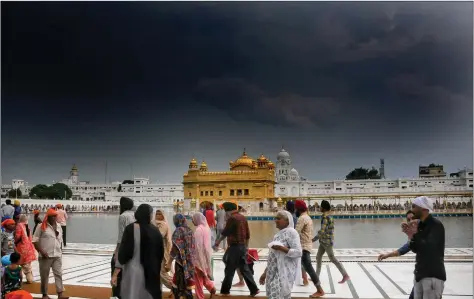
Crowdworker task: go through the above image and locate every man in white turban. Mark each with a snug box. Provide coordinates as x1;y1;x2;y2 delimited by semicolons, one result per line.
403;196;446;299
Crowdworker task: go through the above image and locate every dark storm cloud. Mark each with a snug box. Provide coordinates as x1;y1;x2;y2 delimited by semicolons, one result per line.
1;2;472;184
191;2;473;129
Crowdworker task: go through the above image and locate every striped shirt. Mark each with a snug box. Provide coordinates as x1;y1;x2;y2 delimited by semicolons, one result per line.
317;213;334;246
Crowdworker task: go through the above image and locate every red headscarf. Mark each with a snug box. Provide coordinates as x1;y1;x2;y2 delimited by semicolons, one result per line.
295;199;307;212
33;210;40;215
1;219;15;228
41;209;58;231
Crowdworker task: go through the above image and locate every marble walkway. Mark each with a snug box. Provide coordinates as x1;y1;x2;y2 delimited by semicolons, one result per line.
25;244;473;299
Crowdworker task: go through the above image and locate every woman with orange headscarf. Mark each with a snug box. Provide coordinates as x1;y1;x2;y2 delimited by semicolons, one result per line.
14;214;37;283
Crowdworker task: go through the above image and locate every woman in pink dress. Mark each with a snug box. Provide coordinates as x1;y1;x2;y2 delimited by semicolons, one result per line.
14;214;37;283
192;213;216;299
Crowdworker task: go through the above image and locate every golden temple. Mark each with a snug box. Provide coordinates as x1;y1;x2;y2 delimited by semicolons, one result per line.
183;149;276;203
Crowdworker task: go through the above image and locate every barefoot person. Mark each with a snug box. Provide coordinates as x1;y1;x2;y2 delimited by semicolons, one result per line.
168;214;196;299
378;210;416;299
192;213;216;299
32;208;69;299
405;196;446;299
295;200;325;298
313;200;350;284
259;210;302;299
214;202;259;297
14;215;36;284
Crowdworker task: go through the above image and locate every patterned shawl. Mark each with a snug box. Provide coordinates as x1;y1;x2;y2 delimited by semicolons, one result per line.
172;214;195;280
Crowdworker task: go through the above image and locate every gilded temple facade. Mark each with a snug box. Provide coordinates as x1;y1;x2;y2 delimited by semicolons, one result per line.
183;150;276;207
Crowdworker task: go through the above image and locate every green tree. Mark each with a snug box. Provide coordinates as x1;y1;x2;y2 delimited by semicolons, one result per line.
29;183;72;199
49;183;73;199
346;167;381;180
7;188;22;198
29;184;51;199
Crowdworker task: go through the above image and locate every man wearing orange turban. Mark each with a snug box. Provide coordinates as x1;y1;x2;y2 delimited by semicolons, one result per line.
1;219;16;256
32;209;68;299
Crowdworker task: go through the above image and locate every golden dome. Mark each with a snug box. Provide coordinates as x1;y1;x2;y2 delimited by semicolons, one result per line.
277;197;283;203
200;161;207;168
189;157;198;169
268;161;275;169
257;154;268;162
231;150;255;169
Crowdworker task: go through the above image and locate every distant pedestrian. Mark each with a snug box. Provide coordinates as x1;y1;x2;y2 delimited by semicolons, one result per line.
215;205;227;251
295;200;325;298
404;196;445;299
205;205;216;246
285;201;297;229
2;200;15;222
313;200;350;284
56;204;68;247
13;201;21;223
32;210;41;235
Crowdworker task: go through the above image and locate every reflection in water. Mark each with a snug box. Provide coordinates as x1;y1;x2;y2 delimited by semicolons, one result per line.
29;213;473;248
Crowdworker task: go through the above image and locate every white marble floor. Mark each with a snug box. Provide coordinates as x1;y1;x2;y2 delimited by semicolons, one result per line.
28;254;472;299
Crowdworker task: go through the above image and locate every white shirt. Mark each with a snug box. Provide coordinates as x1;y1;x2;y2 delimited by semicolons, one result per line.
32;222;63;258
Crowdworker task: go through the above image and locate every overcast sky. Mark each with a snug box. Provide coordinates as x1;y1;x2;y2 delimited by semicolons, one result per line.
2;2;473;185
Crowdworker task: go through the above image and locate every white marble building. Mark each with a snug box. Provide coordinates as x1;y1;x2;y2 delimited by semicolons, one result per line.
274;147;473;198
4;150;472;205
61;166;184;203
1;179;30;197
